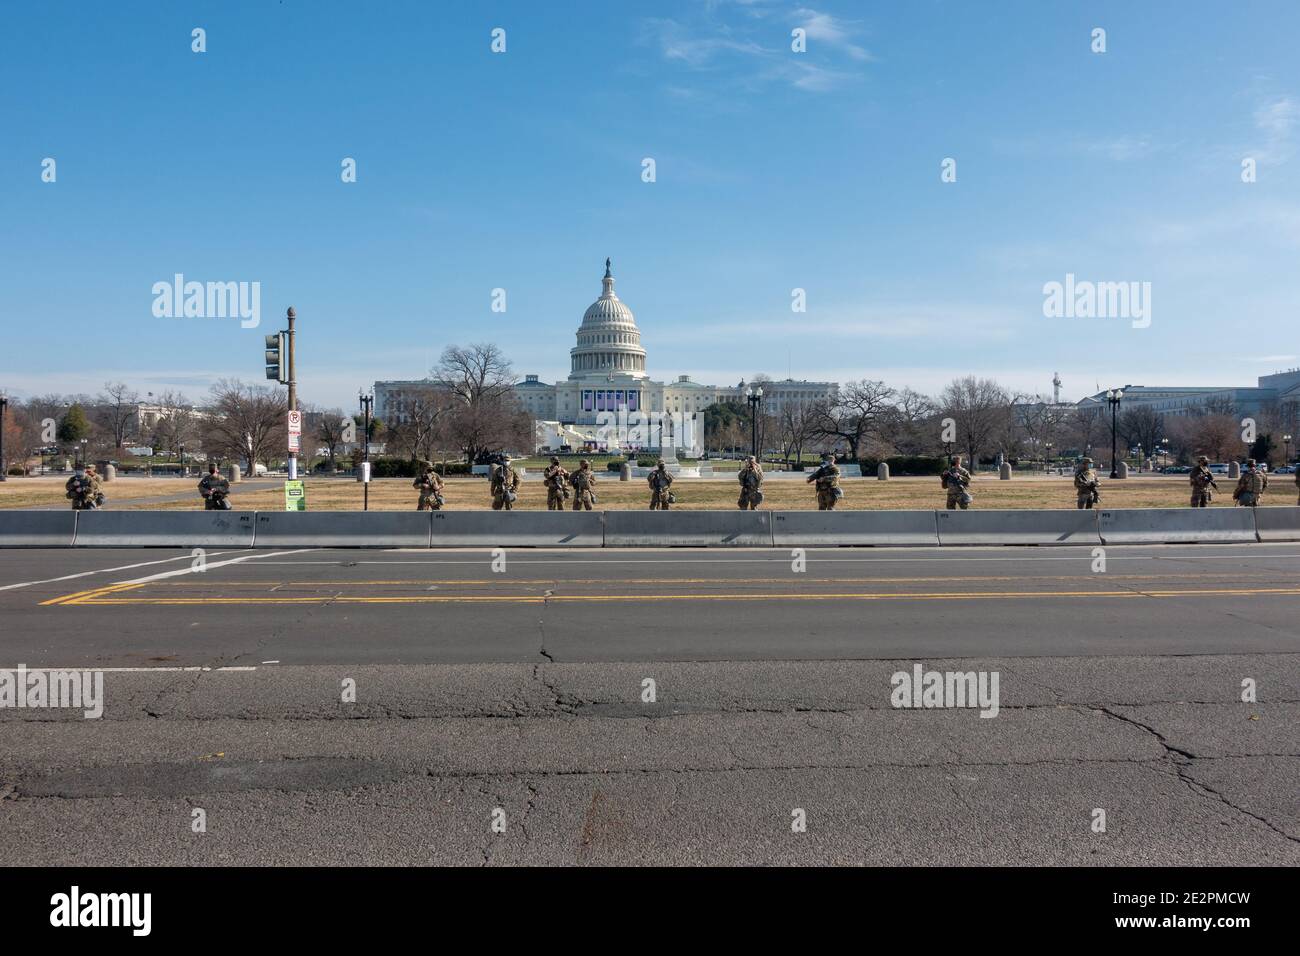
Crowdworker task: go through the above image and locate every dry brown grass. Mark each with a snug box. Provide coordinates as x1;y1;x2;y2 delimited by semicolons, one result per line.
4;473;1296;511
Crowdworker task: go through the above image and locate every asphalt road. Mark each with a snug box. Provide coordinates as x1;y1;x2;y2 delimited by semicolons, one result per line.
0;543;1296;865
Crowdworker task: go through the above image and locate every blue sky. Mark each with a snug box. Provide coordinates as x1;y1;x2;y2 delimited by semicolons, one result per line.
3;0;1299;411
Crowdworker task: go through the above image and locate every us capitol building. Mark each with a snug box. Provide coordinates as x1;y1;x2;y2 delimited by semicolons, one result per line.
375;260;838;453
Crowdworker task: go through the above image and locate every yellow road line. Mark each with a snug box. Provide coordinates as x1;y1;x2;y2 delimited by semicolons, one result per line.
41;582;147;606
61;586;1300;606
138;571;1291;587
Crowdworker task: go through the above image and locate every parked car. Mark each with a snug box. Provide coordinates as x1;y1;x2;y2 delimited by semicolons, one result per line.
1276;464;1296;474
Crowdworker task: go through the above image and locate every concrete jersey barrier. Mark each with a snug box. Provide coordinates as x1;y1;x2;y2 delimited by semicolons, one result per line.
603;510;772;547
1245;507;1300;542
1098;507;1258;544
0;511;78;547
253;512;433;548
429;510;603;548
936;509;1101;546
74;510;257;548
770;510;939;547
0;506;1291;549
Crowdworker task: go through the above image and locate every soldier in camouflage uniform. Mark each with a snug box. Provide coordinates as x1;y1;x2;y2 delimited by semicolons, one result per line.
490;456;520;511
1072;457;1100;510
84;464;105;508
942;456;972;510
569;459;597;511
64;466;96;510
543;457;569;511
647;460;674;510
198;463;232;510
1233;458;1268;507
413;462;445;511
1189;456;1216;508
737;456;764;510
807;452;841;511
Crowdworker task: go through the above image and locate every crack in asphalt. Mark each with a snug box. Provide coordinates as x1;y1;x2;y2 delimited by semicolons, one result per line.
1091;705;1300;846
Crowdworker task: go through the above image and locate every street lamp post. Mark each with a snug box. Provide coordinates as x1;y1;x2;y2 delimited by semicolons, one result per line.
1106;388;1124;478
1044;441;1053;474
745;386;763;459
1285;434;1293;467
0;392;8;482
179;443;185;478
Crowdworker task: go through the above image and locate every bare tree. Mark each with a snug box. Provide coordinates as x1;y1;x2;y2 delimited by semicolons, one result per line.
433;343;530;461
1015;395;1072;465
777;400;817;467
150;391;201;462
433;343;517;405
883;388;940;457
1119;405;1165;462
314;409;349;469
0;398;26;474
938;376;1013;468
95;382;140;451
1186;413;1238;462
386;388;453;462
1064;405;1106;458
203;379;287;472
810;380;897;461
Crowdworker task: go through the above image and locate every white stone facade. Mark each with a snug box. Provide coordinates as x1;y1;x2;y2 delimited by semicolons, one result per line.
377;261;839;453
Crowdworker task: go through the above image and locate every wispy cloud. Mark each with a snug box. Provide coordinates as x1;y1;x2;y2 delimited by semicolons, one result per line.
1085;135;1158;162
794;8;872;62
641;5;873;94
1251;95;1299;163
643;18;769;67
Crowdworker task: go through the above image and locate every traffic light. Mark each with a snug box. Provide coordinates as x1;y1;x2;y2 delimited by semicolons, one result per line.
265;332;287;383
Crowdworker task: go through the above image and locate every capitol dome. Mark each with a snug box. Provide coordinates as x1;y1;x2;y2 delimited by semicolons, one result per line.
569;259;647;379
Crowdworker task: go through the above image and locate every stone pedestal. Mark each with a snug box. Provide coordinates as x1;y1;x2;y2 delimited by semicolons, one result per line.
1228;461;1241;479
620;462;631;481
999;462;1012;480
1116;462;1129;479
228;465;242;484
877;462;890;481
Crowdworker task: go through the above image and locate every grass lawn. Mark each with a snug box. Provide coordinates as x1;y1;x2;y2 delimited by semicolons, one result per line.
3;473;1295;511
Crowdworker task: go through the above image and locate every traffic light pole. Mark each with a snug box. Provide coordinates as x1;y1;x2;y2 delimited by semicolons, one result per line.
287;307;298;480
359;392;373;511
